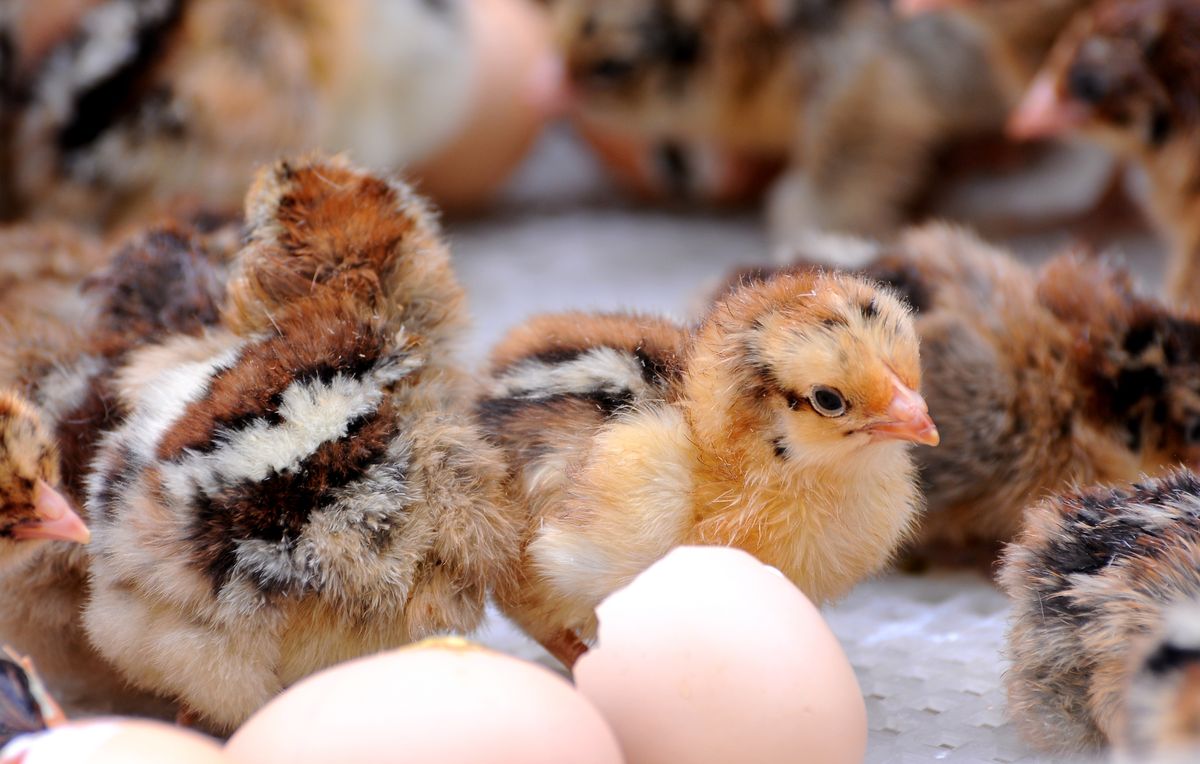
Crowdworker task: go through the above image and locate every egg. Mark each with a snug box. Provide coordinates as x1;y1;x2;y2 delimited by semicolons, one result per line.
574;546;867;764
225;638;622;764
410;0;563;211
0;720;226;764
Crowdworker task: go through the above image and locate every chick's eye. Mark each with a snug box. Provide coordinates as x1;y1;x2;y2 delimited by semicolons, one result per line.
810;386;846;418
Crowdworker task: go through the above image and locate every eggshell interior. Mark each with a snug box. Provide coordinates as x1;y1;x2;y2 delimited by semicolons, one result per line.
575;546;867;764
225;638;622;764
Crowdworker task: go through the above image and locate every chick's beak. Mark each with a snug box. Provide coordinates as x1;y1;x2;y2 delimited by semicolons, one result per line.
1008;75;1091;140
869;380;939;447
11;480;90;544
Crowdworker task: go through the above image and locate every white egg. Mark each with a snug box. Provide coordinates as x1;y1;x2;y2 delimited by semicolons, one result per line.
575;546;867;764
226;638;622;764
0;719;226;764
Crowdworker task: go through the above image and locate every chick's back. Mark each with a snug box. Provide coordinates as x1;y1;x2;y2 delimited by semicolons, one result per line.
80;157;521;732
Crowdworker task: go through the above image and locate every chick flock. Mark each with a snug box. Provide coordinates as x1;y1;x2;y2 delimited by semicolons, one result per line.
0;0;1199;759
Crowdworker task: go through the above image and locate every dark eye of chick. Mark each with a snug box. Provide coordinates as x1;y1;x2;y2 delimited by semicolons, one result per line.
810;386;847;418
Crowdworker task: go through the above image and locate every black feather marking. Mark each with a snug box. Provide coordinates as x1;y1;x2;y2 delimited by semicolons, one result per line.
188;406;399;595
1145;642;1200;676
0;656;49;747
50;0;185;153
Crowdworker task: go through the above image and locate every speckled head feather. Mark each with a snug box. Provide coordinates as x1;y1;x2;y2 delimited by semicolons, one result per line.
1000;470;1200;753
690;267;929;464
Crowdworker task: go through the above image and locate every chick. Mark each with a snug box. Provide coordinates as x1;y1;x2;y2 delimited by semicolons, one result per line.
1125;601;1200;761
479;270;938;667
553;0;1088;236
724;224;1200;566
0;392;89;567
1009;0;1200;307
76;156;521;732
999;470;1200;755
0;220;233;720
5;0;477;228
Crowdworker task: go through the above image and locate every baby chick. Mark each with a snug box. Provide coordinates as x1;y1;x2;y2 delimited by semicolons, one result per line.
77;156;521;732
0;220;233;720
553;0;1087;237
0;392;89;566
725;224;1200;566
5;0;477;228
1000;470;1200;755
479;270;938;667
1009;0;1200;306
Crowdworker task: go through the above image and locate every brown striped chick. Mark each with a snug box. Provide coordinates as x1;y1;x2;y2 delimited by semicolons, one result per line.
726;224;1200;567
77;156;521;732
479;270;938;668
0;221;231;720
999;471;1200;756
553;0;1087;235
5;0;477;228
1008;0;1200;307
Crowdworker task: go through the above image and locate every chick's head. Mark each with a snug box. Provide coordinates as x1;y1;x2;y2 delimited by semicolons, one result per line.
0;393;88;548
697;270;938;468
1010;0;1200;151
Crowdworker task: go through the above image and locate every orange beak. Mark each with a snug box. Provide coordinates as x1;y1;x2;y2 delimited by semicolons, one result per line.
894;0;961;16
11;480;90;544
868;377;940;447
1008;75;1091;140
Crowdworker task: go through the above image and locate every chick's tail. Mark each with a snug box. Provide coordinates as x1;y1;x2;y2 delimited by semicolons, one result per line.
223;154;466;344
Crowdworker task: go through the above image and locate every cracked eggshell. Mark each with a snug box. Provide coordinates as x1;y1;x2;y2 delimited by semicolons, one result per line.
225;638;622;764
574;546;866;764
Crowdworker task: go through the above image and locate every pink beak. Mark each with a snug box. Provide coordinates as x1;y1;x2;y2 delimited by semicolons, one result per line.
894;0;961;16
868;377;940;447
11;480;90;544
1008;75;1091;140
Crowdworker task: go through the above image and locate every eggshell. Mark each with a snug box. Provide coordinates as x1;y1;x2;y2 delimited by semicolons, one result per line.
225;638;622;764
410;0;563;211
0;719;226;764
575;546;867;764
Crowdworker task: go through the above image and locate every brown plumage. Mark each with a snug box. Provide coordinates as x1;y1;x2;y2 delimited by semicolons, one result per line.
999;470;1200;756
719;224;1200;565
552;0;1088;234
3;0;475;228
0;218;235;720
479;269;938;667
65;156;521;732
1010;0;1200;305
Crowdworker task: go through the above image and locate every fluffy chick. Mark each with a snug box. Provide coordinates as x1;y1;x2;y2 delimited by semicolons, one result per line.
0;220;232;720
1009;0;1200;306
552;0;1087;236
724;224;1200;565
479;270;938;667
5;0;475;228
999;471;1200;755
78;156;521;732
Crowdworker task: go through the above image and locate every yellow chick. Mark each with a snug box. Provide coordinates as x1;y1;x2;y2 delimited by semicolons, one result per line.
479;269;938;667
